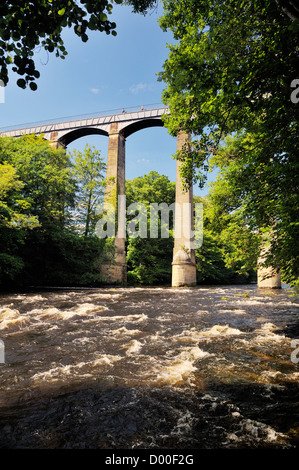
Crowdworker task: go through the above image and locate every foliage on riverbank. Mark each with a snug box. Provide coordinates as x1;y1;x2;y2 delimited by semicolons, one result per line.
159;0;299;288
0;136;110;288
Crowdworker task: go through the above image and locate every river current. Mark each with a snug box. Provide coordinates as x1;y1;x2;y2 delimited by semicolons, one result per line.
0;284;298;449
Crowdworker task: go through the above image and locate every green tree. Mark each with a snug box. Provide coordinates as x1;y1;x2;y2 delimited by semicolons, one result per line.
126;235;174;285
0;135;111;288
126;170;176;208
276;1;299;21
158;0;299;286
159;0;299;141
70;144;106;237
0;0;157;89
194;196;258;285
0;135;72;287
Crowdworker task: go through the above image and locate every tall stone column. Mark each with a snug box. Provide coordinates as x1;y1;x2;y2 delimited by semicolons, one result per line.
101;122;127;284
172;132;197;287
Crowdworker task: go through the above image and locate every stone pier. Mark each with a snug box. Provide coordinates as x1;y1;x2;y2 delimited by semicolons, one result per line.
101;123;127;284
171;132;197;287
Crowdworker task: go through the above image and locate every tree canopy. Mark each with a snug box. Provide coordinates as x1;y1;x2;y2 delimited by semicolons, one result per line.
0;135;109;288
70;144;106;237
124;170;257;286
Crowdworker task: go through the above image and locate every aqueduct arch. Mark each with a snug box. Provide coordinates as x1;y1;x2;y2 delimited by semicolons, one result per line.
100;119;197;286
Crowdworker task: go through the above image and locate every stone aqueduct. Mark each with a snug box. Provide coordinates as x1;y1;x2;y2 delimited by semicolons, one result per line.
0;105;280;288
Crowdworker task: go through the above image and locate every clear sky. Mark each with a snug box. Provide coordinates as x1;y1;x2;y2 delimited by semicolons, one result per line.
0;3;216;196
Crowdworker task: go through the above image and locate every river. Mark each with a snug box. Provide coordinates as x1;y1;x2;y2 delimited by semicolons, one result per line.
0;284;298;449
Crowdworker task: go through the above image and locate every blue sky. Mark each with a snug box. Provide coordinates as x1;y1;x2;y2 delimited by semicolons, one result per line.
0;3;216;196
